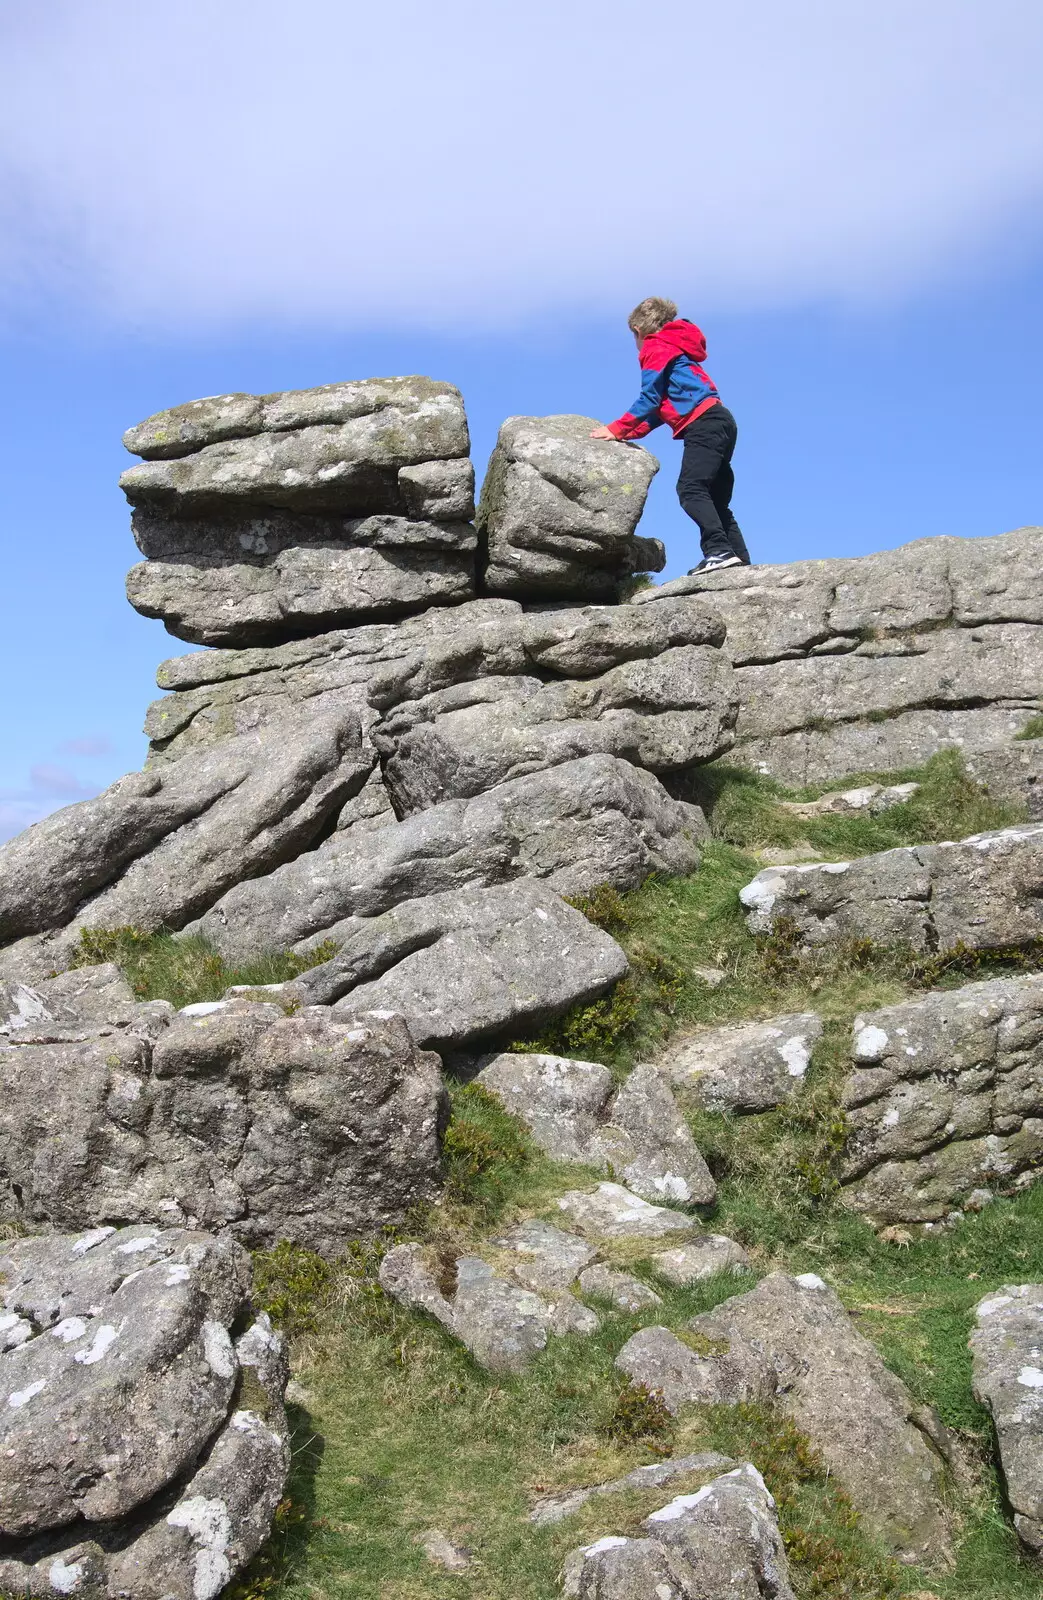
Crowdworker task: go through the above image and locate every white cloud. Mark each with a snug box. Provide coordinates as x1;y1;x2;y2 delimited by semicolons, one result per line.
0;0;1041;329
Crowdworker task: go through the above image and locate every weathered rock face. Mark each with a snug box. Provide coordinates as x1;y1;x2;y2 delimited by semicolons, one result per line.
122;378;475;645
476;1052;715;1205
0;1000;447;1255
965;738;1043;821
616;1273;951;1565
190;755;705;963
969;1284;1043;1552
654;1012;823;1113
840;974;1043;1224
283;880;630;1051
477;416;662;601
0;1223;289;1600
561;1463;794;1600
635;528;1043;784
0;707;369;950
740;824;1043;954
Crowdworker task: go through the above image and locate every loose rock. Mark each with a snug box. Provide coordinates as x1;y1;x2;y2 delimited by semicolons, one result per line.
655;1013;823;1114
556;1183;699;1240
651;1237;752;1285
969;1283;1043;1552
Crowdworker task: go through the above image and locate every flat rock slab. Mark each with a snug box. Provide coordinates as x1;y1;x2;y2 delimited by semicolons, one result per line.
0;706;368;953
288;879;630;1052
633;528;1043;785
969;1283;1043;1552
651;1236;752;1285
0;1004;446;1256
561;1463;794;1600
0;1225;251;1537
615;1273;950;1565
739;824;1043;955
530;1450;734;1526
477;1054;715;1205
556;1182;699;1240
655;1013;823;1114
841;973;1043;1224
191;754;704;964
493;1221;597;1295
378;1243;598;1373
478;415;660;602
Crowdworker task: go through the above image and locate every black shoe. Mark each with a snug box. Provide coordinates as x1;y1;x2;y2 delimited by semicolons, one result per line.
689;553;743;574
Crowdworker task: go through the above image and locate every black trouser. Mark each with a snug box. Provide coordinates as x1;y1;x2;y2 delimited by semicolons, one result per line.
676;404;749;562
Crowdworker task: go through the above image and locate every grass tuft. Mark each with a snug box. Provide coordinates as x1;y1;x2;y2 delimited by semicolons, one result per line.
73;926;338;1009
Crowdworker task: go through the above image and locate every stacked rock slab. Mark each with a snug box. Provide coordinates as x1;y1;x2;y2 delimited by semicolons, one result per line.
634;527;1043;784
0;1223;289;1600
478;415;664;600
122;378;478;645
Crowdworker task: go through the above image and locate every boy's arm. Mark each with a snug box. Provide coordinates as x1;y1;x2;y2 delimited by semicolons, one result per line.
606;352;671;439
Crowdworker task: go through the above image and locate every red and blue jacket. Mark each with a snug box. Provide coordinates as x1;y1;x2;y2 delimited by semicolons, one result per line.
607;318;720;440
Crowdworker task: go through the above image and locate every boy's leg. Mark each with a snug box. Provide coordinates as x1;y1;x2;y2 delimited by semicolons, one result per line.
709;459;751;564
676;424;733;560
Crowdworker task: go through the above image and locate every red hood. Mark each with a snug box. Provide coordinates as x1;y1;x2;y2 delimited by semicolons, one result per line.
650;318;708;362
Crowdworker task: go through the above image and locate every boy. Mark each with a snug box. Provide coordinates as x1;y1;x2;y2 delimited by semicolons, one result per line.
591;296;750;572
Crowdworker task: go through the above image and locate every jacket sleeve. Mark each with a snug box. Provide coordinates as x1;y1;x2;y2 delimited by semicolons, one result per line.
606;357;672;440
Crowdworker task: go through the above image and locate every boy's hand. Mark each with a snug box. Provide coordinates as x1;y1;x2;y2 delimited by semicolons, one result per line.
589;424;615;439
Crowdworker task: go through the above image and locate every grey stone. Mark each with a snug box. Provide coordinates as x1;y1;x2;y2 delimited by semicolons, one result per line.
399;457;476;522
493;1220;597;1295
0;1225;251;1536
1;964;138;1035
561;1462;794;1600
477;1054;715;1205
0;707;369;951
556;1183;699;1240
655;1013;823;1113
284;880;630;1051
121;377;469;509
576;1264;662;1312
0;1005;447;1255
334;761;397;834
530;1451;734;1526
418;1529;472;1571
477;1052;614;1161
634;529;1043;785
779;782;920;818
191;754;705;964
965;739;1043;821
740;824;1043;954
478;415;660;601
840;974;1043;1225
378;1244;599;1374
651;1237;752;1285
144;593;725;766
127;536;476;647
616;1273;951;1564
373;645;737;814
969;1283;1043;1552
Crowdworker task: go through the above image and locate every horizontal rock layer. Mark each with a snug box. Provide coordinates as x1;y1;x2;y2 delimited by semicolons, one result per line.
637;528;1043;783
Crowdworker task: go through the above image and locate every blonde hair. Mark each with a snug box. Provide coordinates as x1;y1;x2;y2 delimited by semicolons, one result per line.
628;296;678;340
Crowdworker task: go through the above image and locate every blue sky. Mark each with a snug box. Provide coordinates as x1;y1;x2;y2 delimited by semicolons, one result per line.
1;1;1042;838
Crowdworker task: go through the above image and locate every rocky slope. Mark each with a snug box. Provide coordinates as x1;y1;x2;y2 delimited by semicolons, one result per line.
1;374;1042;1598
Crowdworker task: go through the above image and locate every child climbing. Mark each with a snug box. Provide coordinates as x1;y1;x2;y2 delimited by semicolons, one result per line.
591;296;750;573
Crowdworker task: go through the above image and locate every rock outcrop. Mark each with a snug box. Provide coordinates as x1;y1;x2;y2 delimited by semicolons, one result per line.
635;527;1043;783
122;378;476;644
477;415;662;600
616;1273;951;1565
0;1223;289;1600
560;1463;794;1600
841;975;1043;1224
0;1001;446;1254
475;1052;716;1204
654;1012;823;1113
740;824;1043;953
969;1284;1043;1552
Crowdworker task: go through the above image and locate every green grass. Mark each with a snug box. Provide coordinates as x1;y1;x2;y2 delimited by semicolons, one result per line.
73;925;337;1009
80;754;1043;1599
1016;715;1043;741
